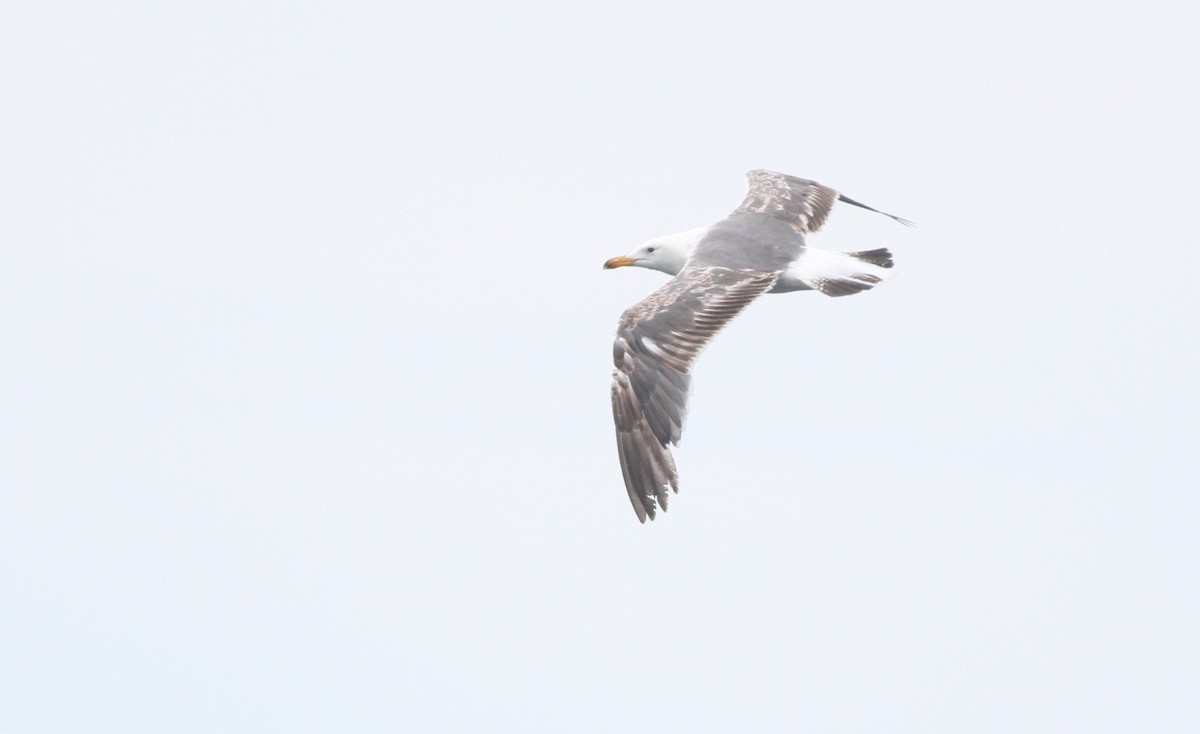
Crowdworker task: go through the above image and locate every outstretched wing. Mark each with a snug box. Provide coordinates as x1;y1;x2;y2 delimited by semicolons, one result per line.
611;265;778;522
736;169;913;232
735;170;840;235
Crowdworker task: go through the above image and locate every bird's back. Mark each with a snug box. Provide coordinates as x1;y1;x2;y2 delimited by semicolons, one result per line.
689;213;805;273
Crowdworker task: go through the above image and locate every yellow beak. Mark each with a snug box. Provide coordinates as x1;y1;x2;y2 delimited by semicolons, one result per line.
604;255;636;269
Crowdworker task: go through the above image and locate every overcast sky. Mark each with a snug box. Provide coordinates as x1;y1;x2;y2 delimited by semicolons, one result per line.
3;1;1198;731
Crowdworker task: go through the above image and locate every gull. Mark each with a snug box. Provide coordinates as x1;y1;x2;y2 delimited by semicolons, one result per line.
605;170;910;522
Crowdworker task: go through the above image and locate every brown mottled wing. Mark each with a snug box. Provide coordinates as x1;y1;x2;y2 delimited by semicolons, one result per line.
737;169;914;230
611;265;778;522
734;170;840;235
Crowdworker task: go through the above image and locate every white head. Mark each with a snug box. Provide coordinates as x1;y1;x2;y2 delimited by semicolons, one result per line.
602;227;706;276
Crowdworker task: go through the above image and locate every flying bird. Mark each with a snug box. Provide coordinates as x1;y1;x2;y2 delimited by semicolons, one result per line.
605;170;910;522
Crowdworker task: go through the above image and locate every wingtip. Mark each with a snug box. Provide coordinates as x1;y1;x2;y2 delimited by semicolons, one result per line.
836;193;913;227
633;499;650;523
628;486;670;523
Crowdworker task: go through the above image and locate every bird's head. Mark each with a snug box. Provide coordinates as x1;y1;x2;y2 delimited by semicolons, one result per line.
602;228;703;275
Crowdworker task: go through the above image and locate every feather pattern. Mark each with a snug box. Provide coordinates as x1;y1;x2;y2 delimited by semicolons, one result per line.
734;170;840;235
611;266;778;521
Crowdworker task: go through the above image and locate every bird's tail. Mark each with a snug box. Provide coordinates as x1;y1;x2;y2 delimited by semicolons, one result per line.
789;247;895;297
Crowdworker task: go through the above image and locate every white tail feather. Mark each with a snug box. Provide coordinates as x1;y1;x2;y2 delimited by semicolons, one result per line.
772;247;895;296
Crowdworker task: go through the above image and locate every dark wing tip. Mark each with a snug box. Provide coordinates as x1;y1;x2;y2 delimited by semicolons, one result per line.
612;366;679;524
836;193;914;227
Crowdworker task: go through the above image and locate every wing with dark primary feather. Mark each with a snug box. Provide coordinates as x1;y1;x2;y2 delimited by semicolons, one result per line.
611;265;778;522
736;170;913;233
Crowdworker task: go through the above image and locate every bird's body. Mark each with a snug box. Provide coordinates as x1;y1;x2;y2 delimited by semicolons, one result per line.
622;225;897;296
605;170;909;522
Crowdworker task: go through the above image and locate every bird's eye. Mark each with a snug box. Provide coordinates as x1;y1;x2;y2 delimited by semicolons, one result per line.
646;247;656;253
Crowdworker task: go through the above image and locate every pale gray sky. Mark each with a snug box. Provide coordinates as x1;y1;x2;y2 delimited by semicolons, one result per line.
3;1;1198;731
